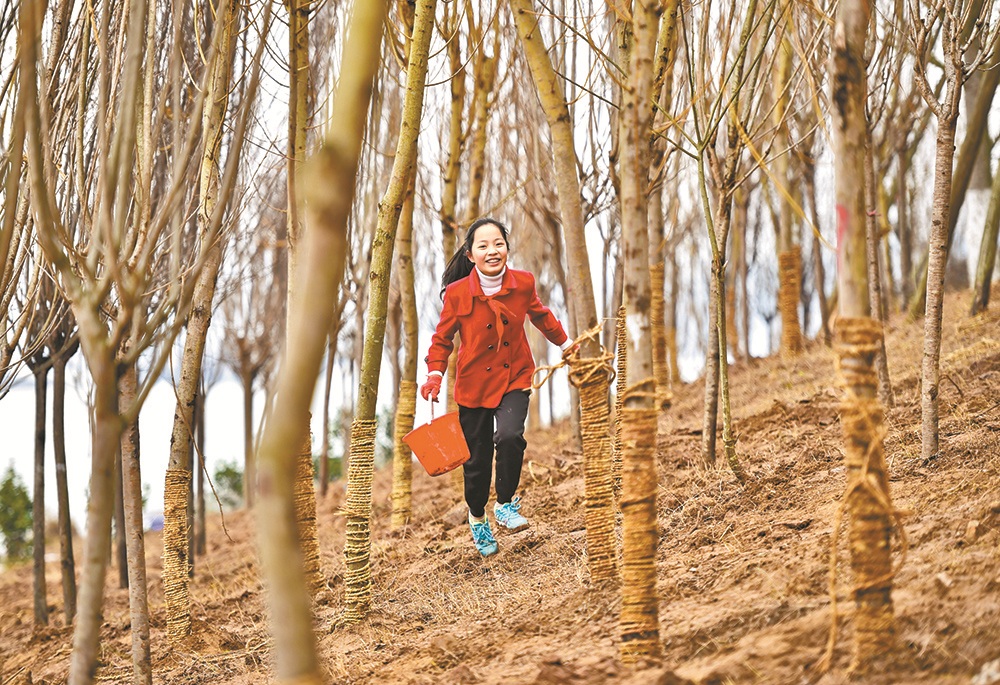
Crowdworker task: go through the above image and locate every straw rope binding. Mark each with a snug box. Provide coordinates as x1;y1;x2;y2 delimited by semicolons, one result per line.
392;380;416;529
343;418;378;622
820;317;903;673
618;403;660;662
778;250;803;355
294;432;322;591
164;468;191;641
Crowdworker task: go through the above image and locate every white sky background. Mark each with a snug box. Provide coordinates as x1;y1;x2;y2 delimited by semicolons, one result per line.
1;0;999;533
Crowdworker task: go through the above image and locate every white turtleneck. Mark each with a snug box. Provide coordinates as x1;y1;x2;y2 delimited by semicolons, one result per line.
476;266;505;296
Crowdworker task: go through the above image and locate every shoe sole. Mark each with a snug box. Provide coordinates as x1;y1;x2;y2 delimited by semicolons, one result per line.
498;521;529;532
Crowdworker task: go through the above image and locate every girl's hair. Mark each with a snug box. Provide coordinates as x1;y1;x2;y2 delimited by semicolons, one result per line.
440;217;510;299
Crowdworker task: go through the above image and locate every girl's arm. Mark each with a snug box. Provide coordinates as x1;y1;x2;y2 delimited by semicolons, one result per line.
525;274;570;347
425;289;461;375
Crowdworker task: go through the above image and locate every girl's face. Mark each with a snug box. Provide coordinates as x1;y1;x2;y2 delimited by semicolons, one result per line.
466;223;508;277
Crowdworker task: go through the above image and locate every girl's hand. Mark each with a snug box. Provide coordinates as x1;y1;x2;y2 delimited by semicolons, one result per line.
420;375;442;402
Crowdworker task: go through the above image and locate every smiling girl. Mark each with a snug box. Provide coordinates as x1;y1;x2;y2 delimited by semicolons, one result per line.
420;218;573;557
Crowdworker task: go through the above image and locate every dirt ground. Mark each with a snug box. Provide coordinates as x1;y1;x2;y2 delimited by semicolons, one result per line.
2;289;1000;684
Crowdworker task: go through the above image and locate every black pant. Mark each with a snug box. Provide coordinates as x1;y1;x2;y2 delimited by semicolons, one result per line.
459;390;530;518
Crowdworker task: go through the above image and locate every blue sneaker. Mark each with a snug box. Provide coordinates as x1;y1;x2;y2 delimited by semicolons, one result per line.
494;496;529;531
469;514;498;557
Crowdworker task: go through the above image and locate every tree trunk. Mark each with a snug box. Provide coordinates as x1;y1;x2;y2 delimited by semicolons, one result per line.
320;340;334;497
864;141;894;407
195;385;206;557
804;155;832;345
242;369;256;506
285;0;324;593
666;252;681;385
392;167;418;530
774;3;802;356
510;0;614;584
343;0;436;623
163;1;238;638
921;113;959;461
68;354;122;685
255;4;382;679
908;46;997;318
114;440;129;589
830;0;896;671
897;145;913;308
618;0;661;662
33;366;49;627
970;148;1000;315
701;272;720;466
119;357;151;685
53;354;77;624
440;0;465;255
467;53;497;220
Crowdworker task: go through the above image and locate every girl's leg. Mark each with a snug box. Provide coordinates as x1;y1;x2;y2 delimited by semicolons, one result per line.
459;405;495;518
493;390;530;505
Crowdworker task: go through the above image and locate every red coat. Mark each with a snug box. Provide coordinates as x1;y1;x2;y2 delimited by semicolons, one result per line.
426;268;569;409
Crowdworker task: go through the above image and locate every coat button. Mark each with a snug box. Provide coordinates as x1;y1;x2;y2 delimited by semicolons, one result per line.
503;341;509;347
502;318;508;325
488;344;494;350
487;323;493;329
504;363;509;368
486;366;491;371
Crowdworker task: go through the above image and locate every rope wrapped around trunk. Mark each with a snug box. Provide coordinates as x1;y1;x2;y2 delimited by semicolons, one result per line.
565;327;616;584
821;317;902;673
392;380;416;529
163;468;191;641
618;397;660;662
778;249;803;355
649;263;672;408
613;305;628;499
294;433;322;591
343;418;377;622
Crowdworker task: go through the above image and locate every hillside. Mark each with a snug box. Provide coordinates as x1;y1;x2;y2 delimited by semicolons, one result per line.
2;289;999;684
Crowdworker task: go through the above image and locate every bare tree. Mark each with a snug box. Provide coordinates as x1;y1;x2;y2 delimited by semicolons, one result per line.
254;0;386;677
909;0;999;460
827;0;899;672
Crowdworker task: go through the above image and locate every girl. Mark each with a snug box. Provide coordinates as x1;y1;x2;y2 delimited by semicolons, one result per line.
420;218;573;557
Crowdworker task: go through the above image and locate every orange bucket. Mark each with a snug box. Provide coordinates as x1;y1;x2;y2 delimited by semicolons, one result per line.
403;405;470;476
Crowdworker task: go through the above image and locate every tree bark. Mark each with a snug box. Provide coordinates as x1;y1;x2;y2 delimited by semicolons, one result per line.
119;356;151;685
774;2;802;355
865;141;894;407
897;145;913;307
617;0;662;662
392;168;418;530
114;439;129;589
804;154;832;345
33;366;49;627
195;385;206;557
255;4;383;680
68;355;122;685
320;345;333;497
970;153;1000;315
343;0;436;622
284;0;324;592
921;112;959;460
908;45;998;318
467;53;497;220
52;353;77;624
163;1;238;639
241;368;256;506
510;0;614;584
830;0;897;671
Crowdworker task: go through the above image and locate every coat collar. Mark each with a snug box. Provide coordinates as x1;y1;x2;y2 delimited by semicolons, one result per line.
468;267;516;298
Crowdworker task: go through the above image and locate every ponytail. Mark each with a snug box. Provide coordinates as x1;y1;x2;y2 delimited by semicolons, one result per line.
440;217;510;299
